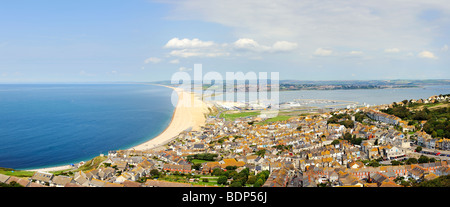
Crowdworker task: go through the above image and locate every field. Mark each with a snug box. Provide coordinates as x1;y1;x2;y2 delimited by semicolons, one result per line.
219;111;260;121
256;115;292;125
190;159;213;164
0;167;35;178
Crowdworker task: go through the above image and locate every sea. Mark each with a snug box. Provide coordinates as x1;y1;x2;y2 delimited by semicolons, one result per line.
278;85;450;108
0;83;449;170
0;84;175;170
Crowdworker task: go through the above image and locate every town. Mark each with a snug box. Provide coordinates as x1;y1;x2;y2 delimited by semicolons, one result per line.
1;94;450;187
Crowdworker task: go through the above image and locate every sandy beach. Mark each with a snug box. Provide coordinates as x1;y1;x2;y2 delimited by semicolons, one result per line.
26;85;209;172
131;84;210;151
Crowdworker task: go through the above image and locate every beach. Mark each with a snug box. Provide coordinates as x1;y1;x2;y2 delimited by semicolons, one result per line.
26;85;209;172
131;84;210;151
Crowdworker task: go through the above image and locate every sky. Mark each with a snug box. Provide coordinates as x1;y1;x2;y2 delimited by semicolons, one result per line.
0;0;449;83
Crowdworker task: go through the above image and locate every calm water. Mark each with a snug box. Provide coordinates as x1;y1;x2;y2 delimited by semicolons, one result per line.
279;85;450;107
207;85;450;108
0;84;175;170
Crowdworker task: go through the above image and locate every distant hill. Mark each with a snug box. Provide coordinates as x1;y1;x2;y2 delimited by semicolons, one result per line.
149;79;450;91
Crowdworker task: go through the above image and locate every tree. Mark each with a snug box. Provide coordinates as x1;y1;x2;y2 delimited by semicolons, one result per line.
230;181;243;187
418;155;430;164
253;178;264;187
255;149;266;157
247;175;257;184
150;169;159;177
191;163;202;171
415;175;450;187
406;158;418;165
225;165;237;171
217;176;228;185
415;146;422;152
391;160;403;166
343;132;352;140
212;168;224;176
331;140;340;145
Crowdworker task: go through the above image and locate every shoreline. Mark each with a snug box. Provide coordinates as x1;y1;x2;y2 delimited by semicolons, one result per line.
130;84;209;151
26;84;209;172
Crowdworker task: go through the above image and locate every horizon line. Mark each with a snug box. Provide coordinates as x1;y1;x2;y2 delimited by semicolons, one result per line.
0;78;449;84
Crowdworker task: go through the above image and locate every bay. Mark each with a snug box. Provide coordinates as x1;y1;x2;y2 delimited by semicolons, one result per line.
0;84;175;170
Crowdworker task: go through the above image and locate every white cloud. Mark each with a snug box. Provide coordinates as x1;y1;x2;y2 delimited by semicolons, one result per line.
272;41;298;52
314;48;333;56
384;48;400;53
144;57;162;64
164;38;215;49
418;50;438;59
233;38;269;52
165;37;297;58
164;38;229;58
442;44;448;52
233;38;297;52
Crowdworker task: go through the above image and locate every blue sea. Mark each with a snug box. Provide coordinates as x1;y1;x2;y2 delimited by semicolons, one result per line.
0;84;175;170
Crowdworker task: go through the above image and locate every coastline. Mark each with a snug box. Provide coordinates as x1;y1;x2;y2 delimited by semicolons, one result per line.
130;84;209;151
26;84;209;172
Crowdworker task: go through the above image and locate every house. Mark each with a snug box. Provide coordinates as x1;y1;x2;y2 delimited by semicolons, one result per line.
379;181;402;187
245;155;258;164
202;162;221;174
192;143;206;152
163;164;192;173
122;180;142;187
115;172;137;183
64;182;83;187
329;171;339;183
219;158;245;169
97;167;116;181
31;171;54;185
424;173;438;181
348;161;364;169
112;161;129;171
104;182;124;187
5;176;30;187
73;171;90;186
0;174;10;184
435;166;450;176
408;166;426;181
437;138;450;151
89;178;106;187
369;173;389;187
383;146;406;160
50;175;73;187
132;166;147;179
337;171;362;187
263;167;291;187
367;147;380;159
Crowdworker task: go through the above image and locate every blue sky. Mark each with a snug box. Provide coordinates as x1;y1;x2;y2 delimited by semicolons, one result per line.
0;0;449;82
